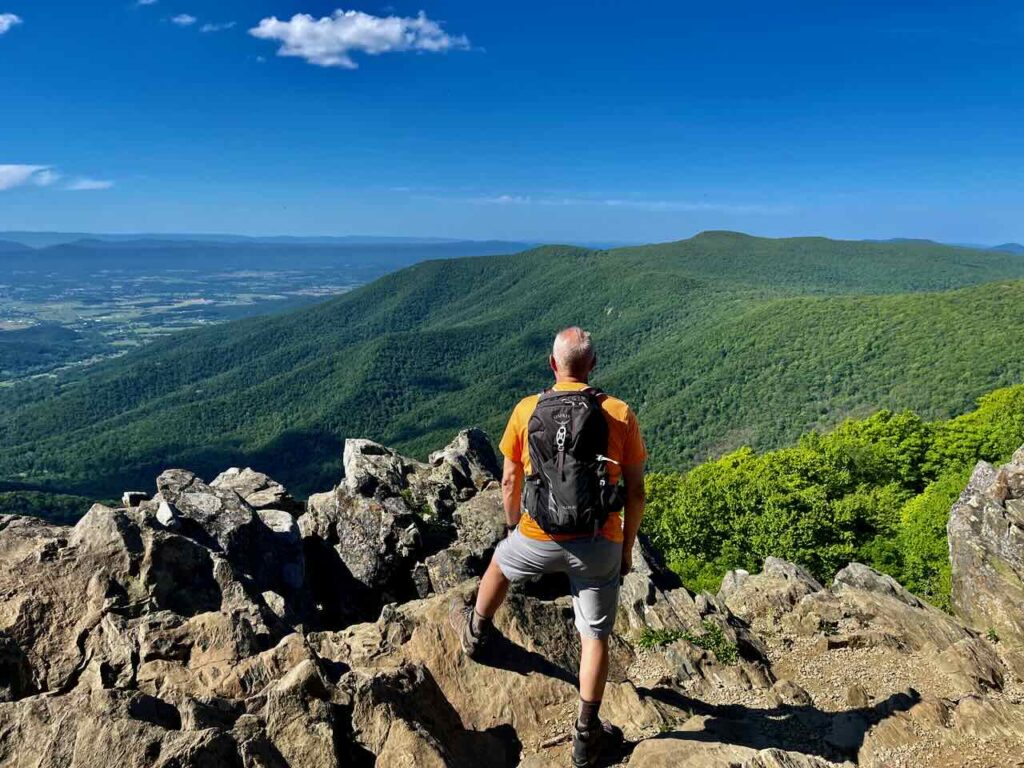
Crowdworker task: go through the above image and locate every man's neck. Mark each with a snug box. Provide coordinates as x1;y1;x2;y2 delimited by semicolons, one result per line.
553;375;589;386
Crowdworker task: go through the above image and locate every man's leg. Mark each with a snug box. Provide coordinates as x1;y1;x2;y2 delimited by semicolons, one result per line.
567;537;623;766
578;635;610;704
474;557;510;620
451;529;560;658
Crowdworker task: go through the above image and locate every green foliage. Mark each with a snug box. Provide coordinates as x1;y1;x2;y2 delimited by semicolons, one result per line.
645;387;1024;607
889;471;967;611
987;628;1000;643
0;490;100;525
636;627;687;649
636;620;739;665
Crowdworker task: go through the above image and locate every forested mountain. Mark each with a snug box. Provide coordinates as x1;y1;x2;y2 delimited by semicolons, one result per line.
5;231;1024;511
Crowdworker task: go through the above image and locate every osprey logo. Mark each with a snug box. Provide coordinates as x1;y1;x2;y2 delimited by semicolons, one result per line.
553;410;571;451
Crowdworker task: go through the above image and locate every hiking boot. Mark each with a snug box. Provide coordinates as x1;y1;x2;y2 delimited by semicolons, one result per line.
448;599;490;660
571;720;623;767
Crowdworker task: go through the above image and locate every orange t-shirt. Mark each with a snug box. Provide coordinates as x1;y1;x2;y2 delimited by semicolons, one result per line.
499;381;647;542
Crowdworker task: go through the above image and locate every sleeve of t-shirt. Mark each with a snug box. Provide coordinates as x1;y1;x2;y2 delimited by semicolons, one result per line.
499;401;525;462
622;409;647;465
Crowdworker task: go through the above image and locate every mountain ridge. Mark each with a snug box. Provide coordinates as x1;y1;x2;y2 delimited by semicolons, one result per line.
6;233;1024;504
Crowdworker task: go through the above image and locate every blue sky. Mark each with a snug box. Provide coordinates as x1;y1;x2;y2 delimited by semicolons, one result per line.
1;1;1023;243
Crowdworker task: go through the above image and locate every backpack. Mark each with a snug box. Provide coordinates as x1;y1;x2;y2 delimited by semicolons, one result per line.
522;387;625;535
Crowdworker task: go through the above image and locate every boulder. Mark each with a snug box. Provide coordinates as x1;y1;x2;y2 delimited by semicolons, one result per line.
121;491;150;508
425;427;501;495
409;429;501;517
211;467;303;515
263;659;341;768
783;563;972;654
301;485;424;623
949;455;1024;646
156;469;259;564
342;438;416;499
423;488;506;593
720;557;824;625
617;536;704;636
0;688;240;767
833;562;922;608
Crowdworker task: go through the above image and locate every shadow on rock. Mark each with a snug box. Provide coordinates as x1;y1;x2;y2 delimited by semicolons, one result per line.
474;631;580;688
301;536;381;629
638;686;921;763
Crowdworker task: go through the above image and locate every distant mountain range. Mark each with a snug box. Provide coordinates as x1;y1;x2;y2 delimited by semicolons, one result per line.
989;242;1024;255
0;236;534;274
0;231;534;249
6;230;1024;509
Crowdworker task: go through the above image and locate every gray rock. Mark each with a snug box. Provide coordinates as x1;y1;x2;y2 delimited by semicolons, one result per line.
833;562;923;608
719;568;751;600
847;683;870;708
616;536;705;637
301;484;424;621
949;454;1024;645
771;679;814;707
156;469;259;564
720;558;823;624
156;499;177;528
424;489;506;593
343;438;414;498
426;427;501;494
211;466;303;515
263;659;341;767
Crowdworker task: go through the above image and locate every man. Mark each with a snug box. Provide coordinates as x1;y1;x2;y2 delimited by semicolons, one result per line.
450;326;646;767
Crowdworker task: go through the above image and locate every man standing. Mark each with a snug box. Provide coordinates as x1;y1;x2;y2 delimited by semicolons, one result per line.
450;327;646;767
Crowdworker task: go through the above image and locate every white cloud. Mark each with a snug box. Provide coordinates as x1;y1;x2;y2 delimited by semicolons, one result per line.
0;165;49;191
1;165;114;192
136;0;158;5
249;9;470;69
171;13;196;26
0;12;21;34
65;178;114;191
425;192;797;215
200;20;236;33
32;169;62;187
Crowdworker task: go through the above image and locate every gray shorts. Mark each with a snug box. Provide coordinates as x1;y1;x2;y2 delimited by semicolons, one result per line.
494;528;622;639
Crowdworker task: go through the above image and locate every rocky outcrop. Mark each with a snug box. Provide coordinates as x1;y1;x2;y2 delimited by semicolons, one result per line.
3;434;1024;767
341;428;500;518
949;452;1024;646
720;557;824;625
211;467;304;515
421;488;506;594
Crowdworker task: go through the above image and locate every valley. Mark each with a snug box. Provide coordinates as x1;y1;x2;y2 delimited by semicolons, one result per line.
0;236;529;383
0;266;359;383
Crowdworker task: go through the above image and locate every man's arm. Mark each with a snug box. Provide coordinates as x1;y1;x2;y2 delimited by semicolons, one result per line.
620;462;646;575
501;456;524;527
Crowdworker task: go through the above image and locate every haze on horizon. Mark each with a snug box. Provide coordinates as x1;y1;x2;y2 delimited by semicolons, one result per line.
2;1;1023;245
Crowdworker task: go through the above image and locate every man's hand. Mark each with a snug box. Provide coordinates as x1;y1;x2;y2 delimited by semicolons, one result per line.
620;545;633;577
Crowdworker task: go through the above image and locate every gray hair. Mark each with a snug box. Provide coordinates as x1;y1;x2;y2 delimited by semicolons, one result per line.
552;327;595;376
